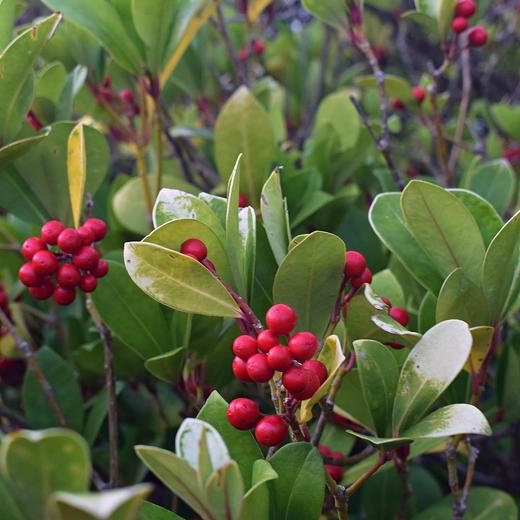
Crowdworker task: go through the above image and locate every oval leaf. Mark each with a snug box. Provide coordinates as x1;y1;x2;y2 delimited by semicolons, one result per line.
67;123;86;228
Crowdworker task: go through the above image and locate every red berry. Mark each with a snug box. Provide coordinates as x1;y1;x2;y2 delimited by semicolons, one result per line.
411;86;426;104
57;264;81;288
29;279;54;300
468;26;488;47
119;89;134;103
291;370;320;400
451;16;469;33
41;220;65;245
57;228;82;253
77;225;95;245
232;356;253;383
53;286;76;305
0;357;26;387
18;263;42;287
392;98;406;111
267;346;294;372
351;268;372;289
289;332;318;362
73;246;100;270
103;76;112;88
79;274;97;293
303;360;328;385
257;329;279;353
31;250;59;276
329;450;343;462
238;192;248;208
325;464;343;482
21;237;47;260
455;0;476;18
246;353;274;383
83;218;108;241
319;444;331;457
265;304;297;336
252;40;265;55
238;47;249;61
92;259;109;278
232;335;258;360
180;238;207;261
344;251;366;279
388;342;406;350
282;366;311;394
380;296;392;307
255;415;287;446
0;291;7;309
389;307;409;327
226;398;260;430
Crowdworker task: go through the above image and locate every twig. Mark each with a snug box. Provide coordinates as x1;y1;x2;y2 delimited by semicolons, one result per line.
131;143;154;226
0;402;29;428
446;437;461;514
346;451;387;497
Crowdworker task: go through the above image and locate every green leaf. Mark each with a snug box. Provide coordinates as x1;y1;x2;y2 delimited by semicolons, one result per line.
269;443;325;520
0;0;17;51
466;326;493;375
371;269;406;308
22;347;84;431
1;429;90;519
481;211;520;322
392;320;472;435
144;347;185;383
0;475;26;520
414;0;456;39
51;484;152;520
0;130;50;170
362;467;403;520
273;231;345;338
418;292;437;334
0;13;61;143
491;104;520;142
91;261;172;359
358;75;415;104
67;123;87;228
301;0;349;30
354;339;399;437
401;180;486;285
435;268;490;326
204;462;244;520
124;242;241;318
139;501;184;520
43;0;142;73
261;168;290;265
197;392;263;488
369;193;443;294
241;460;278;520
214;87;275;204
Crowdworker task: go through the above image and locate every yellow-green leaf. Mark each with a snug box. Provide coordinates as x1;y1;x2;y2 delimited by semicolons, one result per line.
247;0;273;23
67;123;86;228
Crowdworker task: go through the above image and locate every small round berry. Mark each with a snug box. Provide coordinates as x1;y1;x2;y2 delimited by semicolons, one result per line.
468;26;488;47
73;246;100;270
257;329;279;353
180;238;207;261
29;279;54;300
289;332;318;362
455;0;476;18
18;263;42;287
79;274;98;293
389;307;409;327
238;192;249;208
77;225;95;245
330;450;343;463
41;220;64;245
53;286;76;306
57;264;81;288
232;335;258;360
0;358;26;387
31;250;59;276
21;237;47;260
252;40;265;55
344;251;366;279
451;16;469;33
392;98;405;111
282;366;311;394
291;370;320;400
265;304;297;336
325;464;343;482
351;268;372;289
83;218;108;241
388;342;406;350
238;47;249;62
319;444;331;457
246;353;274;383
411;86;426;104
119;89;134;103
255;415;287;446
303;360;328;385
0;291;7;309
267;345;294;372
232;356;253;383
226;398;260;430
57;228;82;253
380;296;392;307
92;259;109;278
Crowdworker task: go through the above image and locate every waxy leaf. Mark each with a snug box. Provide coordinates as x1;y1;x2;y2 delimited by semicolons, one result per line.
392;320;472;435
0;130;50;170
241;460;278;520
358;75;415;104
273;231;345;338
67;123;86;228
0;0;17;51
124;242;240;318
371;269;406;308
466;326;494;375
139;502;184;520
401;180;486;285
204;462;244;520
302;0;349;30
144;347;185;383
247;0;274;22
0;476;25;520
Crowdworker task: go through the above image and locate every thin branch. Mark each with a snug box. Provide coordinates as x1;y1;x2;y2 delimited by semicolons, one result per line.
0;402;29;428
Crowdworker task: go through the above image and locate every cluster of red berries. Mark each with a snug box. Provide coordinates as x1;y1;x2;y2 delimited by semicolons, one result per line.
391;85;426;111
319;445;344;482
18;218;109;305
238;39;266;61
344;250;372;289
451;0;488;47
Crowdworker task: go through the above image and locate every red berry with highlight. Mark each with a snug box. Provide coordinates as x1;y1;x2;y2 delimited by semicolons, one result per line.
291;370;320;400
246;353;274;382
319;444;331;457
468;26;488;47
232;335;258;360
32;250;58;275
57;264;81;288
257;329;279;353
389;307;409;327
265;304;297;335
388;342;406;350
455;0;476;18
303;360;328;384
325;464;343;482
380;296;392;307
451;17;468;33
238;192;248;208
57;228;82;253
289;332;318;362
21;237;47;260
53;286;76;306
29;279;54;300
282;366;311;394
344;251;366;279
119;89;134;103
267;345;294;372
77;225;95;245
252;40;265;55
180;239;207;261
19;263;42;287
92;259;109;278
232;356;253;383
392;98;405;110
79;274;97;293
255;415;287;446
226;398;260;430
41;220;65;245
351;267;372;289
83;218;108;241
73;246;100;270
412;86;426;104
